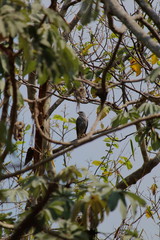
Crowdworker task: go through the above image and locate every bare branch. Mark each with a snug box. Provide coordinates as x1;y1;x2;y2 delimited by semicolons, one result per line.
103;0;160;57
48;89;73;117
60;0;81;17
100;34;123;105
1;76;10;122
106;11;126;34
135;0;160;31
34;101;71;146
136;122;150;163
138;16;160;44
0;221;14;229
0;38;17;162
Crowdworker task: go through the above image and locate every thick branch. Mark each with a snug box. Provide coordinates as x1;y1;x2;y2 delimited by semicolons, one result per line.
60;0;81;17
138;16;160;44
106;11;126;34
63;10;82;41
0;38;17;162
135;0;160;31
1;77;10;122
103;0;160;57
116;152;160;189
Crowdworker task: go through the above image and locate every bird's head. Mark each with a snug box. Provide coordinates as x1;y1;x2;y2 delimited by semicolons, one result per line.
78;111;86;117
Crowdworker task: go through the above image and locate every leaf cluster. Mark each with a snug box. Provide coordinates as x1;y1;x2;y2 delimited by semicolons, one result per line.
0;166;146;239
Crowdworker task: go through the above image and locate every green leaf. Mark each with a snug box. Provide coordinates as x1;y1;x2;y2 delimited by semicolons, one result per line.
80;0;99;25
146;67;160;82
111;111;129;127
23;60;37;76
43;8;68;31
38;66;49;85
97;105;110;120
125;192;146;206
25;124;31;131
68;117;76;124
82;43;97;55
53;114;68;122
108;191;126;211
22;177;47;199
130;139;134;157
17;91;24;110
126;160;133;170
150;130;160;150
1;188;28;202
109;33;119;39
56;166;82;182
138;102;160;116
16;141;25;145
0;54;9;73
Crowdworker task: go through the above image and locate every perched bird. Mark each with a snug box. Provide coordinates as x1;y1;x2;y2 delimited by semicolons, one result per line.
76;111;88;139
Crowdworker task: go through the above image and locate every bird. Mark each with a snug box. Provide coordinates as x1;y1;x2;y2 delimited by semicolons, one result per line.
76;111;88;139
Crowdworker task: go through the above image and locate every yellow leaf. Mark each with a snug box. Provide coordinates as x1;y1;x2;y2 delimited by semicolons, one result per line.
97;105;110;120
102;171;112;176
90;78;101;98
150;183;158;195
94;77;102;83
92;160;103;166
118;160;124;164
91;87;97;98
17;175;23;181
89;194;105;220
130;58;142;76
149;54;158;65
82;43;97;55
145;206;154;219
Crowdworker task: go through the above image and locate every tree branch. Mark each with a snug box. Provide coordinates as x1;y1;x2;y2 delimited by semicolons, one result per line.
116;151;160;189
135;0;160;31
103;0;160;57
135;122;150;163
0;37;17;162
138;16;160;44
100;34;123;105
34;101;71;146
1;77;10;122
0;221;14;229
48;89;73;117
106;11;126;34
60;0;81;17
